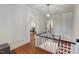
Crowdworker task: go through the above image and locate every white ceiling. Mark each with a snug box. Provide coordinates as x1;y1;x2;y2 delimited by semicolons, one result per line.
27;4;74;14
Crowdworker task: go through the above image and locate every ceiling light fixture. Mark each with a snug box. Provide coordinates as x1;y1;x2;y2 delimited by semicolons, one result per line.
46;13;50;17
46;4;50;17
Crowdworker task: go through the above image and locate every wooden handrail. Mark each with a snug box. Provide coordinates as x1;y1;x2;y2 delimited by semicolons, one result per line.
36;32;76;45
36;31;47;35
59;39;76;44
37;35;59;40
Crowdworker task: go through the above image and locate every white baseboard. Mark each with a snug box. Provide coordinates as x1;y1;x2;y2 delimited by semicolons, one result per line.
11;39;30;50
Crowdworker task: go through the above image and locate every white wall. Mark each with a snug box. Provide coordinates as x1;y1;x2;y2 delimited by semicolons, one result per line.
73;5;79;40
0;5;30;50
27;6;47;34
0;4;46;50
36;12;47;34
73;5;79;53
49;12;73;41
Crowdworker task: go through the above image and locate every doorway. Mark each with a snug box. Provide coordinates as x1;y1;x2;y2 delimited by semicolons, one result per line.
47;20;54;34
29;16;37;46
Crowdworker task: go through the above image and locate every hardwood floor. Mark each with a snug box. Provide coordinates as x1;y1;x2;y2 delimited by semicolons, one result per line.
12;32;51;54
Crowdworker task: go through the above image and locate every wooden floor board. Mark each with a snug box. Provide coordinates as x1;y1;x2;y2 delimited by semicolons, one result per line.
12;32;51;54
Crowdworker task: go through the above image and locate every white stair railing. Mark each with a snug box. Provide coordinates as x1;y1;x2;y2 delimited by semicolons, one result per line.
35;32;76;54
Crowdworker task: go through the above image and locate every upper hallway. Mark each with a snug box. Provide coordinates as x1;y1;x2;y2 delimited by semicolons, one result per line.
0;4;79;54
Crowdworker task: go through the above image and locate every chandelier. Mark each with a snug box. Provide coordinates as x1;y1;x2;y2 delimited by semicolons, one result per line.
46;4;50;17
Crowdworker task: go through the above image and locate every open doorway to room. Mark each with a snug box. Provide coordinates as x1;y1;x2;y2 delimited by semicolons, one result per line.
29;16;37;46
47;19;54;34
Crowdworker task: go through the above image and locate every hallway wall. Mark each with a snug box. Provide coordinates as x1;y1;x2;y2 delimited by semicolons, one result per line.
73;5;79;53
0;5;46;50
27;5;47;34
49;12;73;41
0;5;29;50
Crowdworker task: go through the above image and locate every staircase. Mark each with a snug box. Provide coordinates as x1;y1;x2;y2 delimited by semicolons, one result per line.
35;32;76;54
